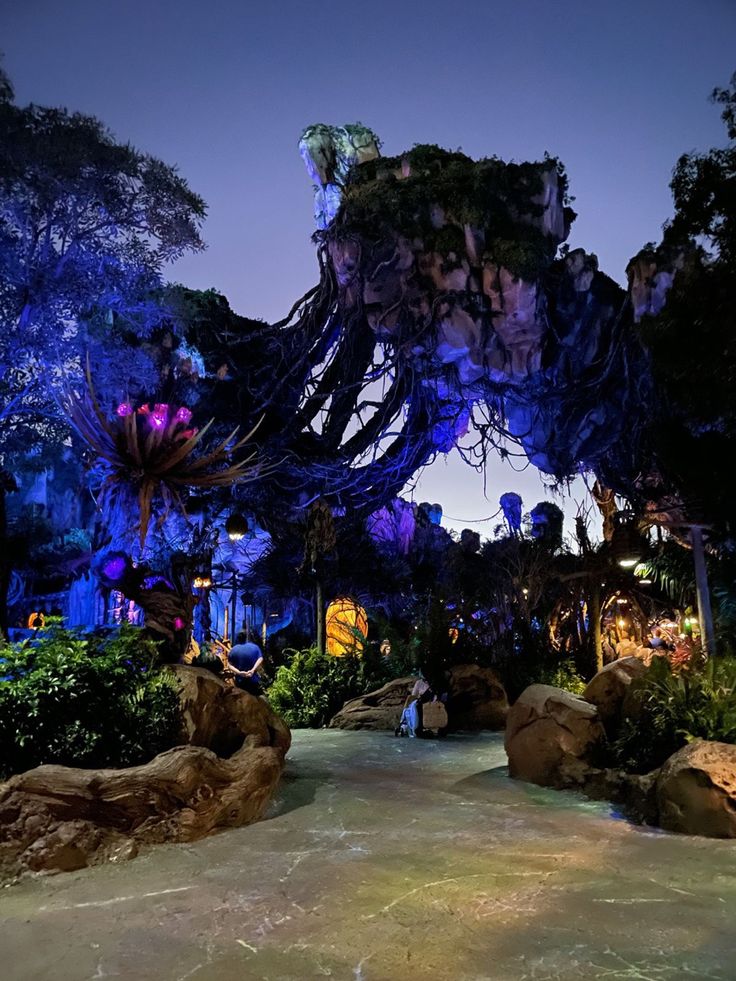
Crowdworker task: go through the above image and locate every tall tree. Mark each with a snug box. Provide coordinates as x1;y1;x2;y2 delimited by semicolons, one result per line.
0;68;206;632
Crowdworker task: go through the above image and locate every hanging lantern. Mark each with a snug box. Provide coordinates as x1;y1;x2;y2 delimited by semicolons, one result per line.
225;512;249;541
326;597;368;656
611;511;647;568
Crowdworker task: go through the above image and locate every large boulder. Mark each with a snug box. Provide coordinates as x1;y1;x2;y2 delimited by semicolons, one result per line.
657;740;736;838
0;666;291;881
583;656;648;735
330;677;415;730
171;664;291;756
446;664;509;731
330;666;510;731
505;684;606;787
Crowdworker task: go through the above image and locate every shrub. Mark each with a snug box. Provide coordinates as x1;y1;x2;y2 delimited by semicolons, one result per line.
0;623;182;779
266;646;391;728
611;655;736;774
538;659;586;696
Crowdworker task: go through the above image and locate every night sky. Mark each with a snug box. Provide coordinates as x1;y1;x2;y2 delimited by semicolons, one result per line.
2;0;734;535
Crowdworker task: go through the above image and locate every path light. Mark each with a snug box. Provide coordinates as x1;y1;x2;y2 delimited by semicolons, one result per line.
225;512;249;541
192;575;212;589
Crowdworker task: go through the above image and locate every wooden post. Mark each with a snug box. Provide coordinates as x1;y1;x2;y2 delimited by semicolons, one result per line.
690;525;716;657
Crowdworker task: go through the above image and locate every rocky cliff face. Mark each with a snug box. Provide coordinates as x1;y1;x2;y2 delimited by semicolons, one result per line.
299;129;645;479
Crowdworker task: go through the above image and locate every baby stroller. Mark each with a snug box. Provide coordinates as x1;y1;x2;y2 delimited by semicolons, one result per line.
395;698;421;738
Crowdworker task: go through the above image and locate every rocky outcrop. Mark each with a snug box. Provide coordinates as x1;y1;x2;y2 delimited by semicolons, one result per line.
504;684;606;787
330;666;509;732
657;740;736;838
556;757;659;826
330;677;415;731
0;666;290;881
172;664;291;756
583;657;648;735
446;664;508;731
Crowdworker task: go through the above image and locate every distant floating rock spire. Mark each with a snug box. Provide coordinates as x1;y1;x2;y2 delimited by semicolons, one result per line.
299;123;380;229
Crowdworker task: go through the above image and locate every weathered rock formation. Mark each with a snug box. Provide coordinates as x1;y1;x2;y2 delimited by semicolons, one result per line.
330;666;509;732
0;666;290;881
299;130;642;479
445;664;509;731
657;740;736;838
504;684;606;787
330;677;416;731
582;656;648;735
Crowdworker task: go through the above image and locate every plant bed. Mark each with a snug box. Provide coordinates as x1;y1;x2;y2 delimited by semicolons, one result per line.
0;662;290;882
505;656;736;838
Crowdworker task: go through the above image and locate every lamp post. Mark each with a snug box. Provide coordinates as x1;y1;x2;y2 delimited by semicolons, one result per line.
223;512;249;642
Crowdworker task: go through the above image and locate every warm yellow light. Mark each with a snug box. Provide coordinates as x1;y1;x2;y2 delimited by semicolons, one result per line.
326;597;368;656
619;558;638;569
617;618;626;628
193;576;212;589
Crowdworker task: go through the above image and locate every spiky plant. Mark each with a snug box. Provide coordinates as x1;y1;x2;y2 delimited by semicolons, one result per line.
63;375;263;547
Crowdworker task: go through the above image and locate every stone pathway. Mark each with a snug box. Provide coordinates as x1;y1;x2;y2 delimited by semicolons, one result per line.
2;731;735;980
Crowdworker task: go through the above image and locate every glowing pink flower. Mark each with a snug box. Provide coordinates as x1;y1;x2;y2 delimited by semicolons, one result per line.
173;616;185;630
116;402;133;417
137;404;151;416
151;403;169;429
175;406;192;424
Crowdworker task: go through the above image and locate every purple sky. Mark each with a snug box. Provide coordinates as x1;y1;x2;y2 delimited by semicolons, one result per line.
3;0;735;536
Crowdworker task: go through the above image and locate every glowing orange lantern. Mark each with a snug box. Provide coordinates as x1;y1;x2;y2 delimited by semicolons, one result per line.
326;597;368;656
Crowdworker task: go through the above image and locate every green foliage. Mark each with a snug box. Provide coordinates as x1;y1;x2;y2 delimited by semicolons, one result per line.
337;145;571;281
191;645;225;676
499;636;585;702
538;659;586;696
634;72;736;531
611;656;736;774
0;623;182;779
266;646;391;728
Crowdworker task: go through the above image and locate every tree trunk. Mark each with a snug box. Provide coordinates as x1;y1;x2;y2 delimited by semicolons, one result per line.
0;470;18;638
589;580;602;674
691;525;716;657
316;577;325;654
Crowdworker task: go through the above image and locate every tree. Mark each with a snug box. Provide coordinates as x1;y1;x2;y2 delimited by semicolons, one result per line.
630;72;736;535
0;70;206;632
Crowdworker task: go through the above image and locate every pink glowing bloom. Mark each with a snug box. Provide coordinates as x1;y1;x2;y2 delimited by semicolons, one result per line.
151;403;169;429
116;402;134;417
175;406;193;424
137;404;151;416
173;616;185;630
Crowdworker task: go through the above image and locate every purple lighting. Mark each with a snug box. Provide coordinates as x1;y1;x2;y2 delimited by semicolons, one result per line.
116;402;133;417
102;555;127;581
173;616;185;630
151;403;169;428
175;406;192;424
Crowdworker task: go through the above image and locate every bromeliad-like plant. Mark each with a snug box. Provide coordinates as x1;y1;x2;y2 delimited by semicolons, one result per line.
63;373;263;547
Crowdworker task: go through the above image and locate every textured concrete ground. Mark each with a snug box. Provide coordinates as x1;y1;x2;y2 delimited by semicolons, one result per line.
2;730;735;980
